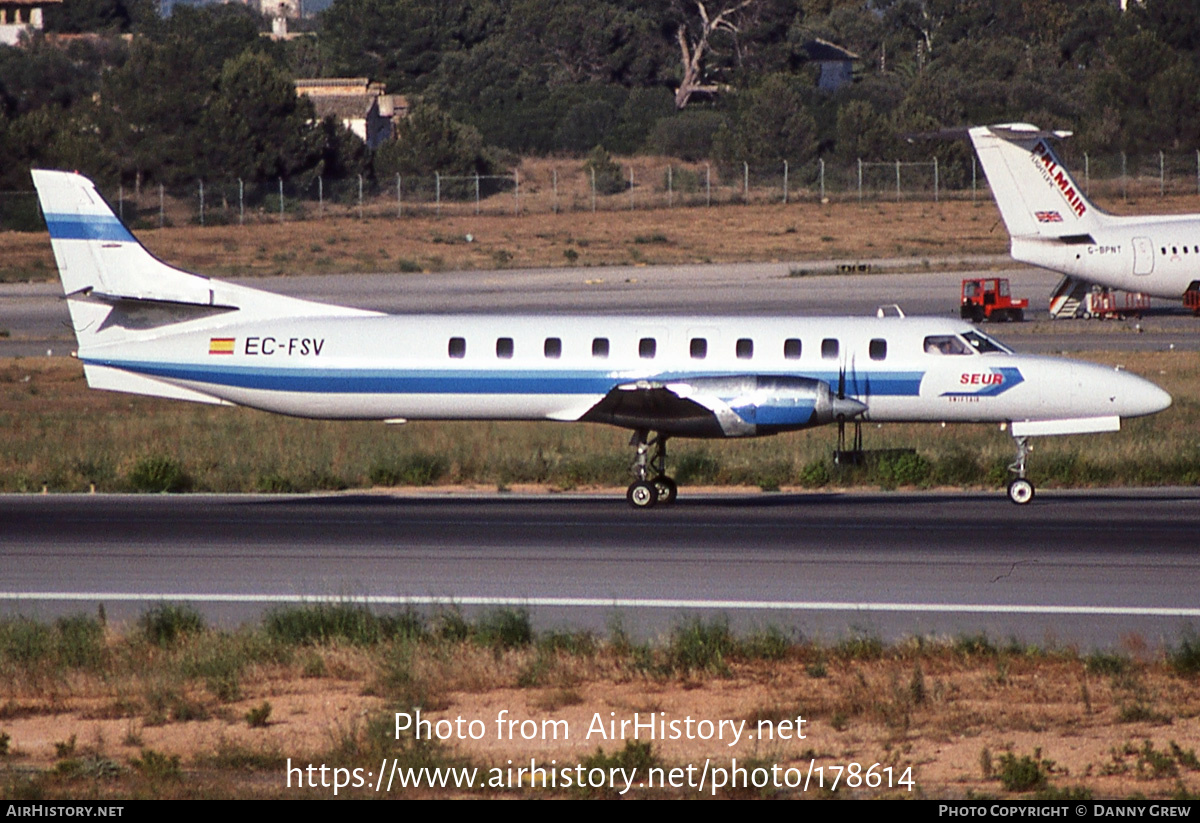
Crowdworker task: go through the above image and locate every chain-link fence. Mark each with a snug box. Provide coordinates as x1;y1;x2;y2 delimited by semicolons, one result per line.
6;150;1200;232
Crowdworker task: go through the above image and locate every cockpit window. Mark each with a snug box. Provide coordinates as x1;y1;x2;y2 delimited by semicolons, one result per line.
923;335;973;355
961;330;1011;354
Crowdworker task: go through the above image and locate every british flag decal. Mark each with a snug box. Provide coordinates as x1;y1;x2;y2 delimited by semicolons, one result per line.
1035;211;1063;223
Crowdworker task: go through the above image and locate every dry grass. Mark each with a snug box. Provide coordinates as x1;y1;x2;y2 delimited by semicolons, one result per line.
7;160;1200;282
1;611;1198;799
3;197;1012;283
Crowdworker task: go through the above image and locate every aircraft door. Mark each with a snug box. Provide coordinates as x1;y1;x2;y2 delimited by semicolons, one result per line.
1133;237;1154;275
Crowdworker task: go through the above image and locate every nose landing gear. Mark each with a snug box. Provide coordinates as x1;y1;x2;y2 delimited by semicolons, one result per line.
627;430;677;508
1007;436;1035;504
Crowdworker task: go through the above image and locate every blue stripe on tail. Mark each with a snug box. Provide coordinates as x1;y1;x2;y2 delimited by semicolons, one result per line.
43;214;136;243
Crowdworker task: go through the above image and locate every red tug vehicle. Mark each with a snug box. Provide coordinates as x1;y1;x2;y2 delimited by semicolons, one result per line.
961;277;1028;322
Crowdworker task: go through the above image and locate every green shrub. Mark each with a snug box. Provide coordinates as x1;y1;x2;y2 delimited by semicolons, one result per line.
53;615;105;670
264;604;424;646
127;455;190;493
475;608;532;651
582;146;626;195
672;452;721;485
798;459;830;488
997;750;1052;792
872;451;930;489
667;618;735;675
245;701;272;728
140;603;205;647
1169;627;1200;675
369;454;448;486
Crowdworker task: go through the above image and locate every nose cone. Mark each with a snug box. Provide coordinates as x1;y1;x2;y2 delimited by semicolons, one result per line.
1117;370;1172;418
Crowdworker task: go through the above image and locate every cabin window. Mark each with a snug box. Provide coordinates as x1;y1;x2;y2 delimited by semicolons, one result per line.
736;338;753;359
690;338;707;359
821;338;839;360
869;339;887;361
592;337;609;358
448;337;466;358
544;337;562;359
924;335;972;355
639;337;657;359
496;337;514;359
784;338;802;359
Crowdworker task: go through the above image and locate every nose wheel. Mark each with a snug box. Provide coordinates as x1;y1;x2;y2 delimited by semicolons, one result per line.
626;431;677;508
1007;435;1035;504
1007;477;1034;505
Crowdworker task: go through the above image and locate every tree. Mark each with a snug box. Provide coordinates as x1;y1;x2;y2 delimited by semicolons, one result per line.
206;51;322;183
712;73;817;166
674;0;754;109
373;102;498;179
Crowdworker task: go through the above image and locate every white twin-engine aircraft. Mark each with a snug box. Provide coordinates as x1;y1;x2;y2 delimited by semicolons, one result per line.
32;169;1171;507
969;123;1200;303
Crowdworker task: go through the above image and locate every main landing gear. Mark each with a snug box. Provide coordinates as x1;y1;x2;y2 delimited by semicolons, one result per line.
626;430;677;509
1007;435;1034;505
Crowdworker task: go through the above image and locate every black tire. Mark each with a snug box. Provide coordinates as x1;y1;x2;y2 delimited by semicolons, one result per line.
653;476;678;505
627;481;658;509
1007;478;1034;505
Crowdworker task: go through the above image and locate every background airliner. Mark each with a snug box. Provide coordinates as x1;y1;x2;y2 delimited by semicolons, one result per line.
31;169;1171;506
969;123;1200;313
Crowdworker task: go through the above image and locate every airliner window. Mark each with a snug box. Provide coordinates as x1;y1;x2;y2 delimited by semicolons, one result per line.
821;338;838;360
961;330;1011;354
639;337;656;359
690;338;707;359
592;337;609;358
496;337;514;359
869;339;887;360
736;338;753;359
544;337;562;359
923;335;972;355
448;337;466;358
784;338;801;359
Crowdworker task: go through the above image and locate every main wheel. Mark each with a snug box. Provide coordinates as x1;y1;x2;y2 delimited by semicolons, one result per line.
653;476;678;505
1007;478;1034;505
627;480;659;509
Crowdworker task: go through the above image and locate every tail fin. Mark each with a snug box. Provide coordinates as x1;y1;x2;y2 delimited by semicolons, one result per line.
32;170;376;351
968;124;1104;239
32;169;221;306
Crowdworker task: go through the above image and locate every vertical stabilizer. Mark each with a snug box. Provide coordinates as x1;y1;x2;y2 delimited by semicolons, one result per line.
32;169;218;305
31;170;378;355
968;124;1104;239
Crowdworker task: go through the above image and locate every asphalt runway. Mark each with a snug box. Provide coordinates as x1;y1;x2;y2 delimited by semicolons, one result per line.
2;255;1199;356
3;490;1198;648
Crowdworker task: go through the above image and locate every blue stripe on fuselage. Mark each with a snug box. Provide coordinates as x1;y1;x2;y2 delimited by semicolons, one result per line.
83;359;927;397
44;213;136;243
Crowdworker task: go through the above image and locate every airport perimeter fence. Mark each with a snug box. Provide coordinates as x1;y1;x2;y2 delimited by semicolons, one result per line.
5;149;1200;232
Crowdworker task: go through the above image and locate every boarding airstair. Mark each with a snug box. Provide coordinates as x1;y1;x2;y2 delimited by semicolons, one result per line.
1049;275;1150;319
1048;275;1092;318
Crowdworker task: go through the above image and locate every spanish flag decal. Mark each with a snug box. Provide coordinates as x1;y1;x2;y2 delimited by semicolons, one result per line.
208;337;235;355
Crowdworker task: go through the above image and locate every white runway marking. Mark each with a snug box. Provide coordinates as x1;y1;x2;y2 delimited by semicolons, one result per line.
2;592;1199;618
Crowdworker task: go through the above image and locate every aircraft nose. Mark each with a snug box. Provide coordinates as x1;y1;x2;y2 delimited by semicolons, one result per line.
1111;368;1172;418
